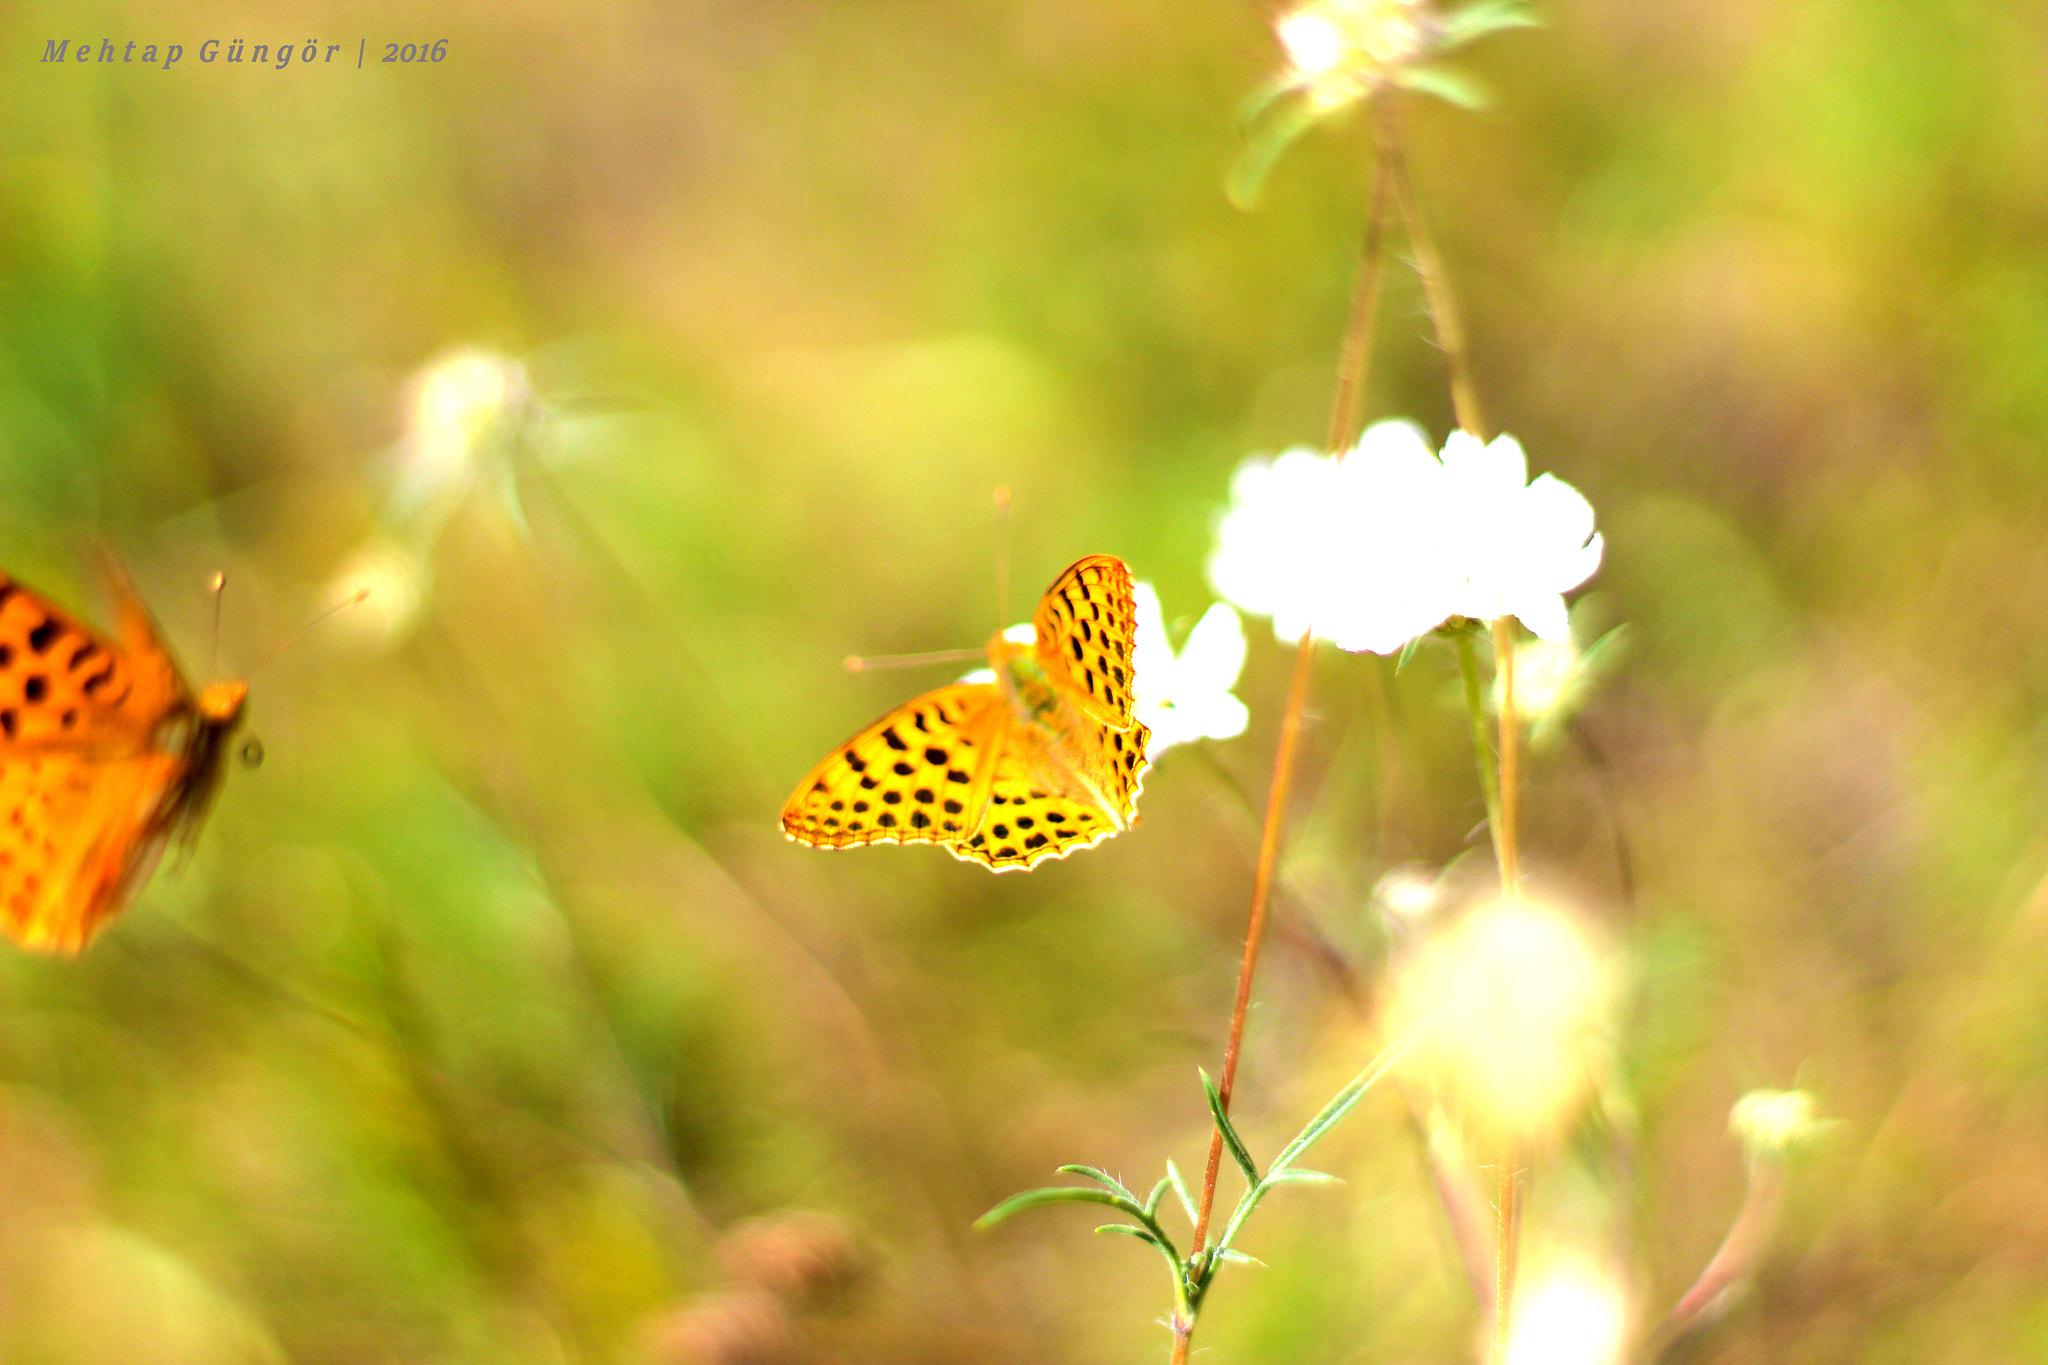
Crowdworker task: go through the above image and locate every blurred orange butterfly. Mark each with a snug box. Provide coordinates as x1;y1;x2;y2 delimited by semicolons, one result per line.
781;554;1150;871
0;563;246;952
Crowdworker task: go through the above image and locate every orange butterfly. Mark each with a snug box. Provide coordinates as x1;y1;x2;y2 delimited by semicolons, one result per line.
781;554;1150;871
0;563;246;952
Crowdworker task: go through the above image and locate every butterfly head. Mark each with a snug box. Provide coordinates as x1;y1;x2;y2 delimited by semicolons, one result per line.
987;628;1065;727
197;680;248;725
163;679;250;856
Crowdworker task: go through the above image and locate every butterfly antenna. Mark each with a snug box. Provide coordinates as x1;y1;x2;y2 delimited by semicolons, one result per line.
842;647;986;673
245;588;371;675
208;571;226;677
993;484;1012;629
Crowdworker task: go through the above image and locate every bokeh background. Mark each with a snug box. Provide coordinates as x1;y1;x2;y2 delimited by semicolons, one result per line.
3;0;2048;1361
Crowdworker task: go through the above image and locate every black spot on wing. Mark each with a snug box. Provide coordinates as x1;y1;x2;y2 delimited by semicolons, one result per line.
26;618;58;654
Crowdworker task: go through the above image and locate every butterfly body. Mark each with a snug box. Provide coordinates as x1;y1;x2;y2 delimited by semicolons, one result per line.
0;569;246;952
781;555;1150;871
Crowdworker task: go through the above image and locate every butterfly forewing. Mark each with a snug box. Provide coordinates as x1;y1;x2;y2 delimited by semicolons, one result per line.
0;575;183;748
780;682;1007;852
1032;554;1141;734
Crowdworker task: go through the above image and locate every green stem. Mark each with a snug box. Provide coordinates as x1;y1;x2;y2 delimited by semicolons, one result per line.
1454;629;1505;876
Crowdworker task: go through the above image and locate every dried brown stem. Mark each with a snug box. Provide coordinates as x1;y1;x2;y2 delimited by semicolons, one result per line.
1172;114;1397;1365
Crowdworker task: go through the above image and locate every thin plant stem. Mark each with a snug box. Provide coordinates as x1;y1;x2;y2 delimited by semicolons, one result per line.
1398;88;1528;1357
1172;117;1397;1365
1644;1157;1788;1360
1489;619;1521;1364
1384;112;1485;440
1491;616;1519;895
1453;631;1506;874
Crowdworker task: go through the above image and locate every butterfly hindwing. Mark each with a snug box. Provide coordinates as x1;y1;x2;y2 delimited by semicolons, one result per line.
0;751;182;952
949;713;1150;871
1032;554;1141;734
780;682;1007;853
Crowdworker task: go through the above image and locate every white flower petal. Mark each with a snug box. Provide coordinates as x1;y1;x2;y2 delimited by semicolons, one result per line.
1511;592;1572;642
1179;603;1248;691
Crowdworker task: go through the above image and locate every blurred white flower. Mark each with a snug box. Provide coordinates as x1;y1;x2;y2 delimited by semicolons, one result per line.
1491;623;1629;748
323;538;429;649
1730;1088;1829;1159
1131;583;1248;752
1209;419;1457;655
1232;0;1535;207
391;347;530;523
1503;1251;1630;1365
1372;863;1443;926
1384;895;1615;1146
1438;431;1603;641
1278;0;1433;99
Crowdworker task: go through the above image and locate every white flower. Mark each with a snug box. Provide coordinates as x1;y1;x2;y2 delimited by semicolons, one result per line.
1131;583;1248;752
1437;431;1603;641
391;347;530;523
1277;0;1433;95
1209;422;1604;656
1502;1252;1630;1365
1730;1089;1828;1159
1209;419;1456;654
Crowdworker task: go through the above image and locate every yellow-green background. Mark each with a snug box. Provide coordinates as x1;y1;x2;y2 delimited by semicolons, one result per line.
3;1;2046;1361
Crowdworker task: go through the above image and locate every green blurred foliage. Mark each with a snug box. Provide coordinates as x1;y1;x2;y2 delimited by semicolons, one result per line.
2;0;2046;1360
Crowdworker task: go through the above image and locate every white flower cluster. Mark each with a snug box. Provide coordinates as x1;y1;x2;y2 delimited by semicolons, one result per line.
1208;420;1602;654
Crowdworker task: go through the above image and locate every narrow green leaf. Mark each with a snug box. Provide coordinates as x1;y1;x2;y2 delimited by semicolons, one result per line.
976;1185;1138;1230
1228;91;1346;210
1165;1158;1199;1225
1439;0;1540;49
1145;1176;1172;1220
1201;1069;1261;1188
1265;1167;1341;1186
1058;1164;1139;1203
1237;71;1306;134
1271;1020;1430;1175
1217;1248;1266;1267
1096;1223;1165;1250
1397;64;1490;110
1395;634;1425;674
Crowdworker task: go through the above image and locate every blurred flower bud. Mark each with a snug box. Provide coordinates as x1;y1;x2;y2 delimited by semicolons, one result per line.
643;1288;799;1365
1384;896;1614;1146
1372;863;1443;929
1233;0;1537;206
1729;1088;1825;1160
715;1211;864;1313
1278;0;1434;96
